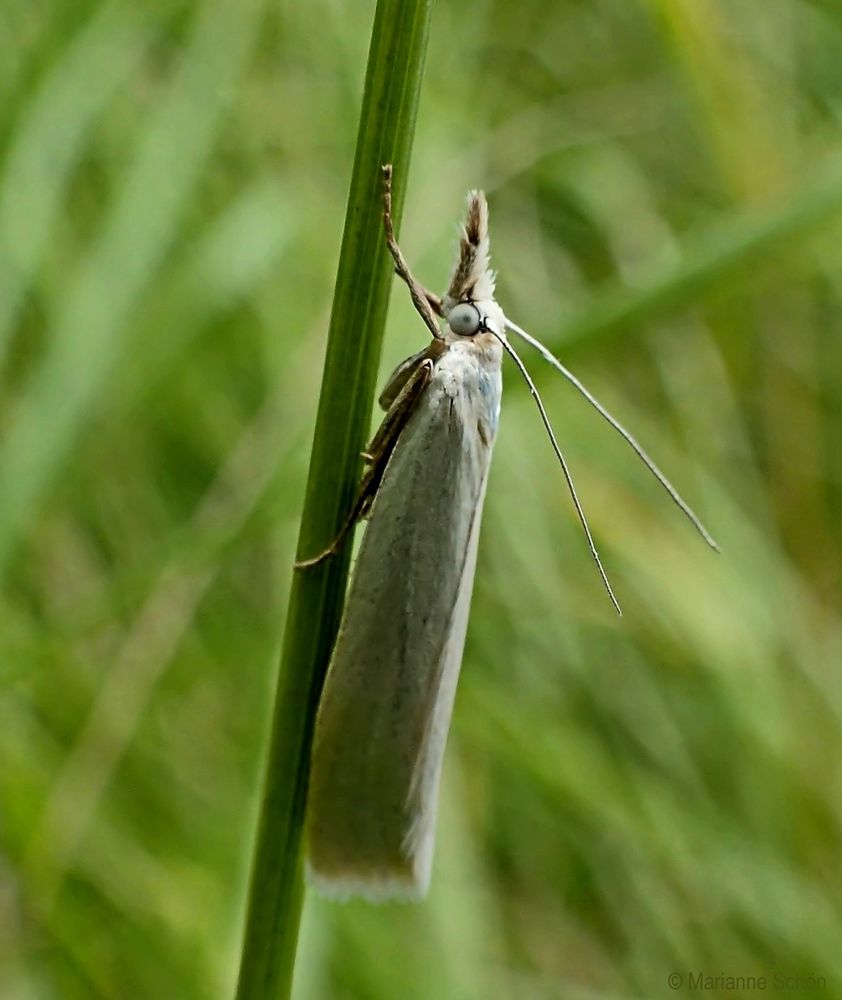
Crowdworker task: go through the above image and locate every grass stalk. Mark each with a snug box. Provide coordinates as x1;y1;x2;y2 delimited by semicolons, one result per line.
234;1;435;997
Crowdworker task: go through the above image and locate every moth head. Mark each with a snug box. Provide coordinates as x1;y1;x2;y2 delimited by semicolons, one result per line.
447;302;482;337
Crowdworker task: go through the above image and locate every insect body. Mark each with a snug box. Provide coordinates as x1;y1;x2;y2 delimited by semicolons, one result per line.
305;171;504;900
306;334;501;899
303;166;716;900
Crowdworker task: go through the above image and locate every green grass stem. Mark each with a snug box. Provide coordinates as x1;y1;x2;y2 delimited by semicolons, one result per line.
233;2;435;997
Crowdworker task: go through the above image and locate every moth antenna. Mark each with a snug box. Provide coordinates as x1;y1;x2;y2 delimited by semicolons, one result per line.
491;329;622;616
504;317;720;553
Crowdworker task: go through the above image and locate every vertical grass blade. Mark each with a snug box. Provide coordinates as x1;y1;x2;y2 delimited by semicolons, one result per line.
0;0;265;573
234;2;435;997
0;4;147;362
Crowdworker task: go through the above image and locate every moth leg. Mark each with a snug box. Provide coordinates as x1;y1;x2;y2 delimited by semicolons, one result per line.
377;338;448;412
381;164;443;341
421;285;444;317
386;272;443;318
365;357;433;461
293;465;380;570
295;360;433;570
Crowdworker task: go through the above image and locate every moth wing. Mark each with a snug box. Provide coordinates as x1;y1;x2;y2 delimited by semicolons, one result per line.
307;353;499;900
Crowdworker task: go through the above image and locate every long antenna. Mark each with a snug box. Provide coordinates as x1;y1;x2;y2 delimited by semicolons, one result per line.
504;317;720;552
491;329;622;616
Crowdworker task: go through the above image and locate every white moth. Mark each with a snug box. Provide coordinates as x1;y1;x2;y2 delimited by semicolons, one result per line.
301;165;717;901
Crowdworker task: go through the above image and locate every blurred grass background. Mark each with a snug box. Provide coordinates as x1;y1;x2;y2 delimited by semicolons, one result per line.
1;1;841;997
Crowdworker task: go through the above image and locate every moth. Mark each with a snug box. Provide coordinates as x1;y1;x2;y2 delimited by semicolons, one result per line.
301;165;717;900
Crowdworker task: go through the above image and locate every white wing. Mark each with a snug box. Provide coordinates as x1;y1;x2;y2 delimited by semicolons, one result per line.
307;340;502;900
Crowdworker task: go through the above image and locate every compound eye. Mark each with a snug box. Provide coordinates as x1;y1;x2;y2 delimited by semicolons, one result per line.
448;302;482;337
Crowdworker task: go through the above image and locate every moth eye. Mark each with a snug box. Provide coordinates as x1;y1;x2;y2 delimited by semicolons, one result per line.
448;302;482;337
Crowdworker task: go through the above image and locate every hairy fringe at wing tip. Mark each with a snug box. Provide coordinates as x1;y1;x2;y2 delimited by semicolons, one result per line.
446;189;495;303
306;861;429;903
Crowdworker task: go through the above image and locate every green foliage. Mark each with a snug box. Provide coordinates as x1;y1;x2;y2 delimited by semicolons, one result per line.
1;1;841;998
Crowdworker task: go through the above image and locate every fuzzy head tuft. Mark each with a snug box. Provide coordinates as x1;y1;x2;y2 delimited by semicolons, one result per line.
445;190;495;305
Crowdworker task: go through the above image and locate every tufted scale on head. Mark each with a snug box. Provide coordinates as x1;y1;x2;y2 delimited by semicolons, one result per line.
445;191;496;305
